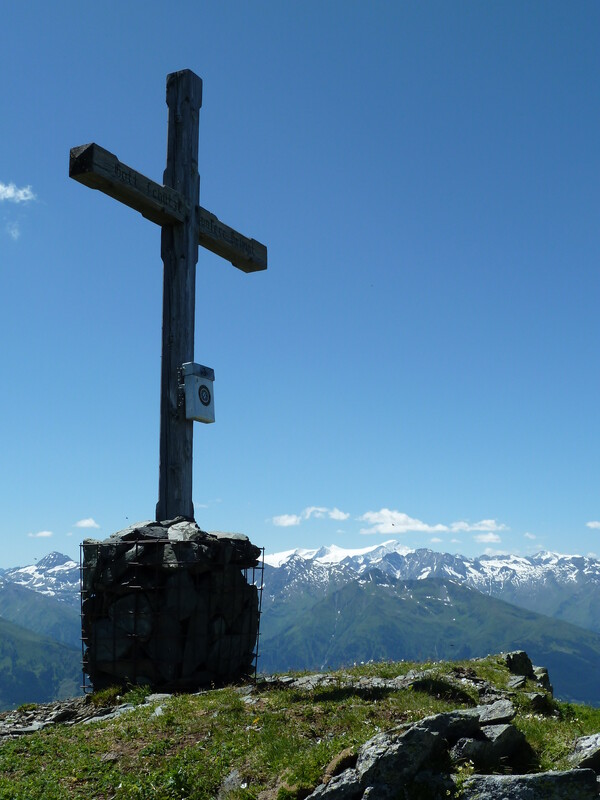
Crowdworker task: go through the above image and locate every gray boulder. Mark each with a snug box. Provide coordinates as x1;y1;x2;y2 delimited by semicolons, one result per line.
307;724;444;799
307;711;497;799
569;733;600;772
459;769;599;799
305;695;597;800
451;723;531;773
504;651;534;677
524;691;555;714
508;675;528;690
533;666;552;694
476;698;515;725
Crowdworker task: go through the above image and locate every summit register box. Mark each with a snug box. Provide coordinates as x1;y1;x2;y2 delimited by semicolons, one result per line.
182;362;215;424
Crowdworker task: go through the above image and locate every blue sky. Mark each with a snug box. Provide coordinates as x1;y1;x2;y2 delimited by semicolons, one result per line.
1;1;599;567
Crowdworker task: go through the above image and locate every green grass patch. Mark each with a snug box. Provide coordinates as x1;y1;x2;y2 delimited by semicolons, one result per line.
0;656;593;799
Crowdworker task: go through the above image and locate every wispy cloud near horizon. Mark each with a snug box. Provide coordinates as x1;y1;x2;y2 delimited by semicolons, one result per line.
272;505;508;540
474;532;502;543
28;530;53;538
303;506;350;521
359;509;507;537
272;506;350;527
272;513;302;527
450;519;507;533
359;509;448;535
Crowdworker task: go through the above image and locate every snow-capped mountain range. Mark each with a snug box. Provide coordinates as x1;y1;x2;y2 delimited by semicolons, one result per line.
258;544;600;706
263;541;600;634
264;539;588;582
0;552;80;608
3;542;600;704
3;541;600;634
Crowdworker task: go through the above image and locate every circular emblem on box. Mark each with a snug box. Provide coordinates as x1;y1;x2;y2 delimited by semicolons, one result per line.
198;384;211;407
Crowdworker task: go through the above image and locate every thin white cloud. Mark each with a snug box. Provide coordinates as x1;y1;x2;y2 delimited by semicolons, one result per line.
483;547;509;556
450;519;507;533
303;507;328;520
524;532;536;540
6;221;20;240
430;537;443;543
0;183;35;203
302;506;350;521
28;530;53;538
273;506;350;527
272;514;302;527
75;518;100;529
359;509;448;535
474;532;501;543
329;507;350;521
359;509;508;537
586;521;600;530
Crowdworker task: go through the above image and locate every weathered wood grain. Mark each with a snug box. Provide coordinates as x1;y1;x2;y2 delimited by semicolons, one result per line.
69;144;267;273
156;70;203;522
69;143;187;226
198;206;267;273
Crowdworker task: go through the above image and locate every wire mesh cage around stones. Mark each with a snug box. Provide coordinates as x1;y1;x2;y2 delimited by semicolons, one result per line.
80;524;264;693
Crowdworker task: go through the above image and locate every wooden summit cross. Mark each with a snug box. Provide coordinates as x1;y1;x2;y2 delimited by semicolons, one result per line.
69;69;267;522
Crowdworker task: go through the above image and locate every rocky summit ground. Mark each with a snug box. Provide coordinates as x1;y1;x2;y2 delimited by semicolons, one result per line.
0;651;600;798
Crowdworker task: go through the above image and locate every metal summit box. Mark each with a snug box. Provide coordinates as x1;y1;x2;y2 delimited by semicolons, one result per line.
182;362;215;424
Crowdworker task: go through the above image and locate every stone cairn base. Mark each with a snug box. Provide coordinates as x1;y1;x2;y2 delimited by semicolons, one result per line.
80;518;263;692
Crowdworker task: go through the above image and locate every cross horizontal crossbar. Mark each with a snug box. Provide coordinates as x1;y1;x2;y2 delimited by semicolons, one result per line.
69;143;187;225
69;142;267;273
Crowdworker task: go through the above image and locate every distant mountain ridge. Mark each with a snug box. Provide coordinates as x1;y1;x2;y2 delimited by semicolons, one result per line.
4;543;600;638
263;541;600;633
1;551;79;609
15;542;600;626
0;615;80;709
257;541;600;705
4;543;600;706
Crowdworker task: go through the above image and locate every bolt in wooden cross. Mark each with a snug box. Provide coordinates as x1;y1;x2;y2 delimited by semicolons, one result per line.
69;69;267;523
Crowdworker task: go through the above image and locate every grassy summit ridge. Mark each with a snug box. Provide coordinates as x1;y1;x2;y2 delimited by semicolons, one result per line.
0;655;599;799
260;575;600;705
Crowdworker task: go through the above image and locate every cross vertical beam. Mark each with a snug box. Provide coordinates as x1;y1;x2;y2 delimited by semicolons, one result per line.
69;69;267;525
156;70;202;521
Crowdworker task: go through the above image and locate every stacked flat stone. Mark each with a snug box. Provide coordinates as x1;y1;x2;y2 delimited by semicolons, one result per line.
81;518;261;692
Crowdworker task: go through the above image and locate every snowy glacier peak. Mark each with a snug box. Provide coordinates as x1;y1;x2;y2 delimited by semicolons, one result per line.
264;541;600;605
1;551;80;607
263;539;411;568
